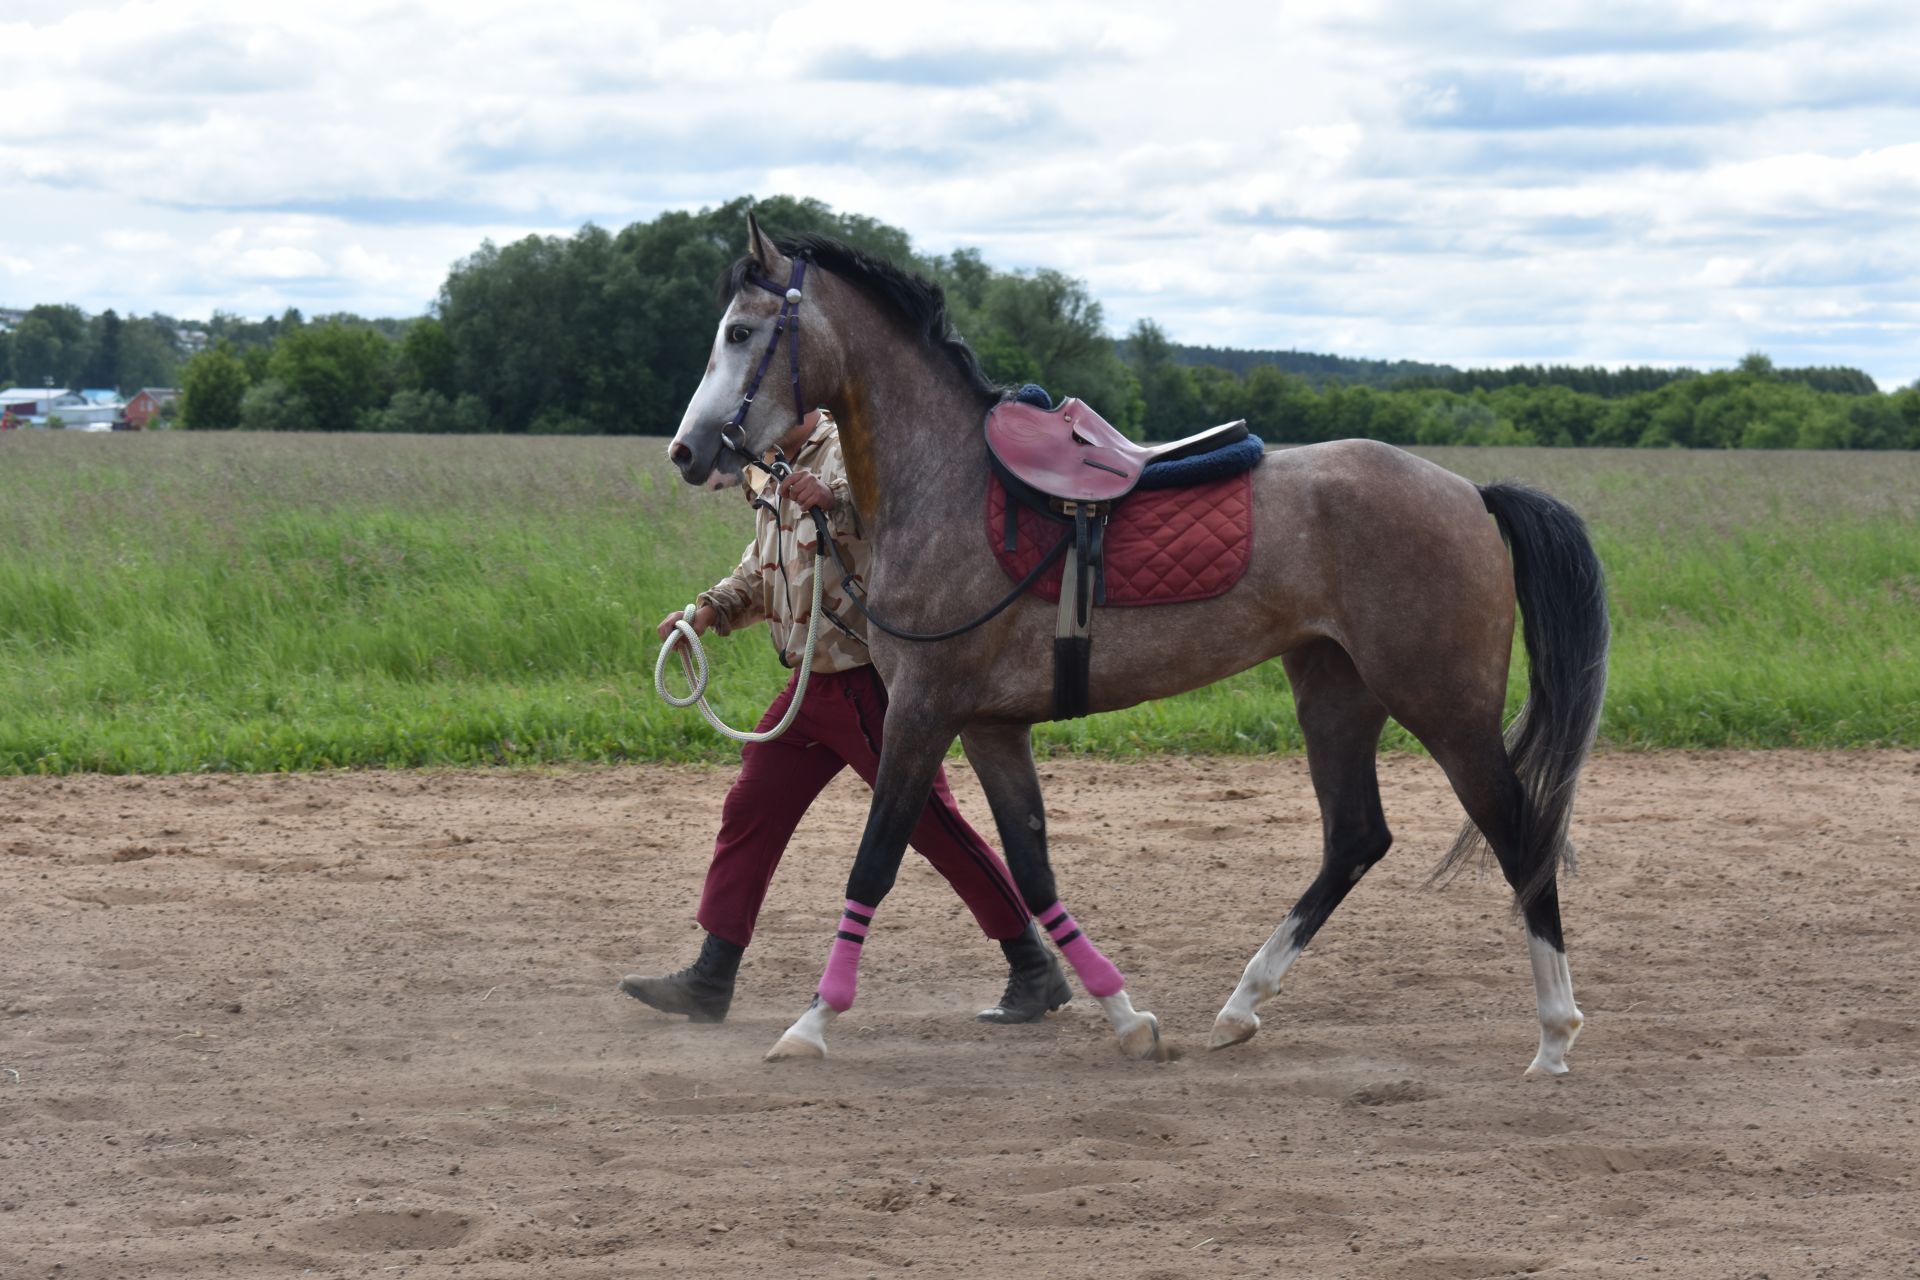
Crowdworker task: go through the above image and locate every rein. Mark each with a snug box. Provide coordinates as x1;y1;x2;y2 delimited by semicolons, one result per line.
816;522;1071;644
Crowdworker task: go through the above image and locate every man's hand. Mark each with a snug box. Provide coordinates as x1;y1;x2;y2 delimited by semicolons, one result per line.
656;604;718;641
781;468;832;512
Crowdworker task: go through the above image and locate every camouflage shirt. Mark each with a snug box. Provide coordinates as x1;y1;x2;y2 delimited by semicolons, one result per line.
697;414;873;672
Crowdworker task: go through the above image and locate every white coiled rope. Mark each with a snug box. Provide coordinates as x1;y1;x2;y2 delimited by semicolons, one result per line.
653;542;827;743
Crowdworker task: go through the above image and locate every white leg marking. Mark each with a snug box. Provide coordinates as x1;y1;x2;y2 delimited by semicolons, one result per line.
765;997;838;1062
1097;991;1162;1060
1523;931;1583;1077
1210;916;1304;1049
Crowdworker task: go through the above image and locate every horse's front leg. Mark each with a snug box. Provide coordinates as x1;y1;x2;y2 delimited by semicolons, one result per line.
961;725;1161;1060
764;709;954;1062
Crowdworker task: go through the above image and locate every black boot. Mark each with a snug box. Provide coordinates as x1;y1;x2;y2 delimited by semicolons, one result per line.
620;933;742;1023
978;923;1073;1024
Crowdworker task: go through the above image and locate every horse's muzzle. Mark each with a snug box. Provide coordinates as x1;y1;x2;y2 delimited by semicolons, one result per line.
670;435;746;490
669;436;715;486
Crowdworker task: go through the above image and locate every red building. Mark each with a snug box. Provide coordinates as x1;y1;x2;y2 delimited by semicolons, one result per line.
124;388;180;430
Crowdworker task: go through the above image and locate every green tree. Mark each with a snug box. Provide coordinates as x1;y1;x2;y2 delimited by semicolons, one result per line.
1414;393;1510;445
179;342;250;430
1124;319;1208;441
929;246;994;312
241;345;273;385
969;269;1143;434
1490;384;1608;447
80;309;122;390
361;389;488;434
1237;365;1318;442
116;317;183;393
970;329;1043;386
1891;385;1920;449
1188;364;1248;428
437;194;930;435
438;224;618;433
398;317;456;398
238;378;305;431
269;321;394;429
9;306;88;387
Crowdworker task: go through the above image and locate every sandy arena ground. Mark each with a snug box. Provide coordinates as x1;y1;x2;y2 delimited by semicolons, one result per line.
2;752;1917;1279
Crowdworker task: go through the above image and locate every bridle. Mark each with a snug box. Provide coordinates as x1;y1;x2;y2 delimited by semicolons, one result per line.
717;257;809;470
704;253;1074;647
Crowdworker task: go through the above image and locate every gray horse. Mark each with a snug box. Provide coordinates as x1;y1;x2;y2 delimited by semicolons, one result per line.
667;215;1608;1073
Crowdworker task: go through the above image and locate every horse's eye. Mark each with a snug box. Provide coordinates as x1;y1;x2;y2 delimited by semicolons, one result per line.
726;324;751;344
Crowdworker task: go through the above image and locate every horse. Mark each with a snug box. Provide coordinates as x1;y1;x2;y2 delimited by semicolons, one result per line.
665;214;1609;1074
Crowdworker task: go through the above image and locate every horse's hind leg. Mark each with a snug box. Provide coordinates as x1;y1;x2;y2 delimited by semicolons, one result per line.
1424;734;1584;1076
1211;641;1392;1049
961;724;1161;1060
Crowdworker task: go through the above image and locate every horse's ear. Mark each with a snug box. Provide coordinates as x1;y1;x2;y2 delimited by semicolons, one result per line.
746;211;779;274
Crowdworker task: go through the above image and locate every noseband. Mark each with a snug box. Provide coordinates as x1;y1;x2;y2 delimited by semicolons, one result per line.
719;257;809;465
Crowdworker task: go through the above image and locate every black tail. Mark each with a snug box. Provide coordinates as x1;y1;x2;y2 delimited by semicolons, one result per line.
1440;482;1610;905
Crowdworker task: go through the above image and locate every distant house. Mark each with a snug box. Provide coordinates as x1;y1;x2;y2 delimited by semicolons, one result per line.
0;387;64;418
0;308;25;334
126;388;180;429
0;387;122;428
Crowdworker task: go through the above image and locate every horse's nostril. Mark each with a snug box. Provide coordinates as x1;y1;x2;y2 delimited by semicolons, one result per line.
668;441;692;466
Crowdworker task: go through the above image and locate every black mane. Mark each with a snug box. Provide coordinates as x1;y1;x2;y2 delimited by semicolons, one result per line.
720;232;1002;404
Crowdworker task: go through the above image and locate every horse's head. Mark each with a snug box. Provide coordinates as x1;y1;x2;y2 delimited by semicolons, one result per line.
669;212;840;488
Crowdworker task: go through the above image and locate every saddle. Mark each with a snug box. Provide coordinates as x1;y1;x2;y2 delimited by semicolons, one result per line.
983;393;1261;720
986;398;1249;504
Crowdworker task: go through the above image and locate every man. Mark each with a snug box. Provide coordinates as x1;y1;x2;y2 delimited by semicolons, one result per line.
623;408;1070;1025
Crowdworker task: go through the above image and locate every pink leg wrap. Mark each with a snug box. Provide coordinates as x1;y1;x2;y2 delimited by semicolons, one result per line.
1038;902;1125;998
816;899;875;1013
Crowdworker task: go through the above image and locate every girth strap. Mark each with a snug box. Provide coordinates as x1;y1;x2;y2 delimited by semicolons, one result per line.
1051;500;1107;720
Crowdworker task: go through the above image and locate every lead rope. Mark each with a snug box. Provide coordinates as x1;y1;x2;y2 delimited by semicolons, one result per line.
652;543;826;743
657;251;826;742
654;432;834;742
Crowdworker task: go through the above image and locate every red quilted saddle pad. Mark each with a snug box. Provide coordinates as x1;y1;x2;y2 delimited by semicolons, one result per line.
986;471;1254;606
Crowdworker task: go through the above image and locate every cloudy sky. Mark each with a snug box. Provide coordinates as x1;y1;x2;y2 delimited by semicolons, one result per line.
5;0;1919;386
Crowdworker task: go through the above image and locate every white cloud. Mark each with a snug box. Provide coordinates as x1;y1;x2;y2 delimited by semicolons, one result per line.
102;230;175;253
2;0;1918;386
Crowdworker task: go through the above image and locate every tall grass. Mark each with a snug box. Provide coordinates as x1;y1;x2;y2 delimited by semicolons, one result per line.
1;434;1914;773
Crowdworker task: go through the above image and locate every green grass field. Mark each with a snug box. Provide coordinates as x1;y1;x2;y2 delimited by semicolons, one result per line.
1;432;1914;773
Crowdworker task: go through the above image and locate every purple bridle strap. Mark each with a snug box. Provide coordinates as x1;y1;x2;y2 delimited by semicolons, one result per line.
725;258;809;435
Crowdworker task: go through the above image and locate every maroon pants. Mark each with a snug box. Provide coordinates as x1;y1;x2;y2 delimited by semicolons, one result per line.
696;665;1031;946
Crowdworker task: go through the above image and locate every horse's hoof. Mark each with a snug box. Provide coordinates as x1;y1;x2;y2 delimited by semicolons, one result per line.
1524;1013;1581;1076
764;1034;826;1062
1208;1012;1259;1050
1117;1012;1162;1060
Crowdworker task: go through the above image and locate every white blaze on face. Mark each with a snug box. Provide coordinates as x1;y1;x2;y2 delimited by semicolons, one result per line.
669;301;756;489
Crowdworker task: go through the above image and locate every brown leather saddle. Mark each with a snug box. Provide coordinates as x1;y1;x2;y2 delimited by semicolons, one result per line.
983;398;1254;720
985;398;1248;504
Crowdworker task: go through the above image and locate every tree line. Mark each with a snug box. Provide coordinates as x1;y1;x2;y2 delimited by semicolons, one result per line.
15;194;1919;448
1124;346;1917;449
0;306;182;395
